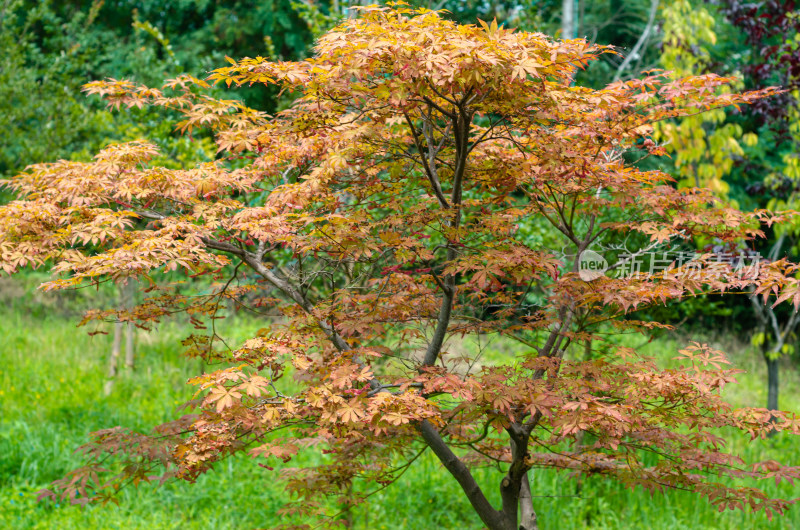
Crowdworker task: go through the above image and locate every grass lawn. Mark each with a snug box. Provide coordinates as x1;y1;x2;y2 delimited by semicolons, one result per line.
2;284;800;529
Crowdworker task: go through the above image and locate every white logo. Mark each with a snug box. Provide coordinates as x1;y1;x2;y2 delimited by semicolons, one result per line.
578;249;608;281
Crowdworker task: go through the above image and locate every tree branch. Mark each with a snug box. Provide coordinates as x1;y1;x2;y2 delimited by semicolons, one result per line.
403;109;450;209
422;101;473;367
416;420;508;530
613;0;660;82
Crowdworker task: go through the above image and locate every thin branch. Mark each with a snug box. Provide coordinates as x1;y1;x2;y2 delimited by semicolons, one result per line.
613;0;660;82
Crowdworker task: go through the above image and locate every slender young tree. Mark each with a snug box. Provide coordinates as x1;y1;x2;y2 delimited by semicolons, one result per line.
4;5;800;529
104;279;137;396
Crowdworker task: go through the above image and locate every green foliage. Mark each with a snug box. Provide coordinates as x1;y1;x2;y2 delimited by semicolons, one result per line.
0;0;663;183
0;0;323;184
656;0;746;199
0;0;107;178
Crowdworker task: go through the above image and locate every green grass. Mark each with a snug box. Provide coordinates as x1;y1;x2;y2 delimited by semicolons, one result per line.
2;298;800;529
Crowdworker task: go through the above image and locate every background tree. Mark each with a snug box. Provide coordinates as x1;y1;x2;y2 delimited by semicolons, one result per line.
648;0;800;412
104;279;137;396
0;0;663;186
0;0;321;183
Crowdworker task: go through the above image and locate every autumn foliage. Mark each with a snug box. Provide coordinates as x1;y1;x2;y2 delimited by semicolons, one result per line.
5;4;800;529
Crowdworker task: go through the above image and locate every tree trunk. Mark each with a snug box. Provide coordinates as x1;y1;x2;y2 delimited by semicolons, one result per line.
105;280;136;394
766;354;779;412
416;420;511;530
562;0;576;39
518;471;538;530
764;350;780;438
122;280;136;369
103;321;123;396
124;322;135;369
341;482;354;528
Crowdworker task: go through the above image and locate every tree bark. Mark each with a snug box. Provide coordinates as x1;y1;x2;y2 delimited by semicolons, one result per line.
518;471;538;530
500;426;531;530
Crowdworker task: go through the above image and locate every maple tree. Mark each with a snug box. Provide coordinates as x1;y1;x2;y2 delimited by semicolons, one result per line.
5;4;800;529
